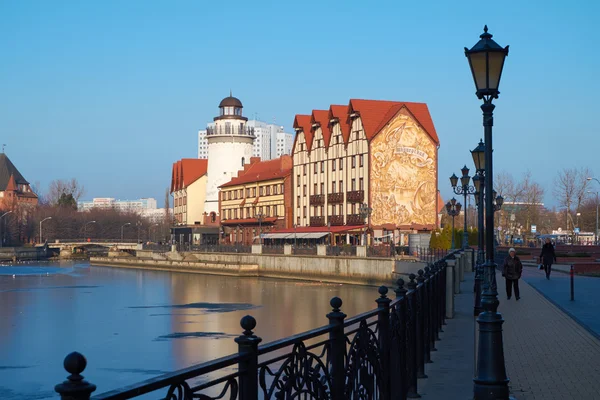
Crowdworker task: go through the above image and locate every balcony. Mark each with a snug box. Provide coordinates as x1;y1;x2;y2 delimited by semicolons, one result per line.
347;214;364;225
206;125;255;137
327;192;344;204
346;190;364;203
310;216;325;227
329;215;344;226
309;194;325;206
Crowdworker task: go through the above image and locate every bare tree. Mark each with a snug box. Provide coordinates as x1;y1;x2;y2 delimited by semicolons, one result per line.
553;167;592;235
47;179;86;206
516;171;545;239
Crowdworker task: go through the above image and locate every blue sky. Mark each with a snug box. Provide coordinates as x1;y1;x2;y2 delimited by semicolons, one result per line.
1;0;598;207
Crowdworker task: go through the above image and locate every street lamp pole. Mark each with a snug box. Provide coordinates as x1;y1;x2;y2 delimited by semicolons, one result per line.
466;25;510;399
445;199;461;250
257;212;263;245
0;210;13;247
40;217;52;244
83;221;96;242
359;203;372;246
121;222;131;241
450;166;476;248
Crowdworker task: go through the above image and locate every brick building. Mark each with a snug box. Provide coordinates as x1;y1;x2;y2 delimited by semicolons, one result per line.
219;155;292;244
0;153;38;209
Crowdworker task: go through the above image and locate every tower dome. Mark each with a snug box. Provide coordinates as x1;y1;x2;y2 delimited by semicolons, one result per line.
215;92;246;121
219;96;243;108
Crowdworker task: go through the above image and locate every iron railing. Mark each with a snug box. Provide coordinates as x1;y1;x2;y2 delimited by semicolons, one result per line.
292;245;318;256
262;245;285;255
414;247;450;263
367;245;395;258
55;257;451;400
182;244;252;254
326;245;357;256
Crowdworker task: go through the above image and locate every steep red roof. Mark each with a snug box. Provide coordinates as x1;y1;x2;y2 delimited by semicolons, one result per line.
293;115;314;153
311;110;332;148
5;174;17;191
170;159;208;193
437;192;445;214
220;155;292;188
328;104;351;145
349;99;439;145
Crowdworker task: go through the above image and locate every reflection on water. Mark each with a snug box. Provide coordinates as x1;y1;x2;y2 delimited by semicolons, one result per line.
0;262;379;399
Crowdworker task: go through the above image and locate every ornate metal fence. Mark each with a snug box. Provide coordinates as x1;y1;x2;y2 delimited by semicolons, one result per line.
55;258;451;400
186;244;252;254
292;245;318;256
262;245;285;255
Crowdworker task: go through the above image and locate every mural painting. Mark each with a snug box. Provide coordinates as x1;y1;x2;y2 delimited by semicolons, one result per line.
370;109;437;226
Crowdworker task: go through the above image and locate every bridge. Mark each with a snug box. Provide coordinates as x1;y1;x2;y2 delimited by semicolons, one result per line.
49;240;140;252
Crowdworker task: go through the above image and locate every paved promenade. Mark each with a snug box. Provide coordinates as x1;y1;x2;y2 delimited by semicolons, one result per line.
419;270;600;399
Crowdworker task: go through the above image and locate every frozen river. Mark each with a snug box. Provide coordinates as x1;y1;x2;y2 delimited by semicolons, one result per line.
0;262;378;399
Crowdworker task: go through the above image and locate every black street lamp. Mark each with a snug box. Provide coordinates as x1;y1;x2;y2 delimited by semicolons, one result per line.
465;25;510;399
450;166;476;249
445;198;462;250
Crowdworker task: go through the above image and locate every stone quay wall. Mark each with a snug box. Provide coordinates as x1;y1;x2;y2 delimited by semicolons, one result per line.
90;250;427;287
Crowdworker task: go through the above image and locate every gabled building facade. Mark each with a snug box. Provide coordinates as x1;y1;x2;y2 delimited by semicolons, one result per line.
292;99;440;244
0;153;38;209
170;158;209;225
219;155;292;244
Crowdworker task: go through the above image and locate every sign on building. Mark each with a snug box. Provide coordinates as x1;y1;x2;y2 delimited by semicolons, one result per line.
531;224;537;233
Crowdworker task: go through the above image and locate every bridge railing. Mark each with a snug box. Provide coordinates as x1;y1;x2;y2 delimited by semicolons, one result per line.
53;239;140;244
55;255;454;400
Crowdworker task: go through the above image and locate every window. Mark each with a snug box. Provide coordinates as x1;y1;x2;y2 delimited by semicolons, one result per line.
274;206;278;217
360;154;364;167
336;136;340;144
297;175;300;186
355;131;359;140
339;158;343;170
314;183;317;194
303;185;307;196
339;204;343;214
234;209;238;218
321;161;324;173
352;178;356;191
320;183;324;194
210;212;216;223
280;183;284;193
297;195;300;206
321;206;324;216
303;206;307;218
339;180;343;191
241;157;245;166
252;188;256;197
266;206;270;216
332;160;336;171
234;191;238;200
246;188;251;197
352;156;356;168
227;209;231;219
360;177;364;191
314;162;317;173
266;186;270;195
303;164;307;175
297;216;300;225
332;181;336;193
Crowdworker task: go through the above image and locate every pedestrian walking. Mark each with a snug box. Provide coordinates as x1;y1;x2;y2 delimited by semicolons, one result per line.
539;238;557;279
502;248;523;300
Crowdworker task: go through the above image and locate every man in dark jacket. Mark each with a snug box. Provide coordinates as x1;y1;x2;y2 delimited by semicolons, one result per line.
539;238;557;279
503;248;523;300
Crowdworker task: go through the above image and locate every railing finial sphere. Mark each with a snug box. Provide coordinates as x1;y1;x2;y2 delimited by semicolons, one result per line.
240;315;256;335
378;285;388;297
330;296;343;311
64;352;87;376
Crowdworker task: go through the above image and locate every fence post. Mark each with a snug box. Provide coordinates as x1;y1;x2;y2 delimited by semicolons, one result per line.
406;274;420;398
445;257;455;319
393;279;408;399
327;297;347;400
415;270;428;377
570;265;575;301
54;352;97;400
235;316;262;400
422;268;433;362
377;286;392;400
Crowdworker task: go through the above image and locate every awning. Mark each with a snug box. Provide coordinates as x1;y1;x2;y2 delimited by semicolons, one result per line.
260;232;329;240
299;232;329;239
262;233;292;239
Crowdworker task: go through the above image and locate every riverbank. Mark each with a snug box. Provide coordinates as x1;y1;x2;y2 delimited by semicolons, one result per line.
91;252;427;286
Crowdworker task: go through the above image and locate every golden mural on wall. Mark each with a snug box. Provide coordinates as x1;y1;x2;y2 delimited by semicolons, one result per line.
370;110;437;226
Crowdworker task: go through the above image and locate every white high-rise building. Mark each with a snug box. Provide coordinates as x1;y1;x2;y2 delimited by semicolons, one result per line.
197;129;208;159
276;129;294;158
245;120;294;160
204;95;255;215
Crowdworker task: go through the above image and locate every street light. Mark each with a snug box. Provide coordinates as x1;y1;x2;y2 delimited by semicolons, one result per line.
576;212;581;244
445;198;462;250
0;210;14;248
587;188;598;245
450;166;476;248
121;222;131;241
83;221;96;241
40;217;52;244
465;25;510;399
359;203;372;246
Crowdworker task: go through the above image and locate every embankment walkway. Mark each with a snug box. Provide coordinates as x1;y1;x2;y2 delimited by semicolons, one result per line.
418;270;600;399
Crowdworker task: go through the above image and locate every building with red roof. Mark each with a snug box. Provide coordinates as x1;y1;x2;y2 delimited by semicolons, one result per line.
291;98;440;245
0;153;38;209
218;155;292;244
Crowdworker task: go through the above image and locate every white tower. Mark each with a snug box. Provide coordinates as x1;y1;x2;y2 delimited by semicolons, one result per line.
204;94;255;215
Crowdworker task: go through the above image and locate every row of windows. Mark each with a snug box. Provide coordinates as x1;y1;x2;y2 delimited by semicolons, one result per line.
297;131;363;152
175;197;187;206
299;155;364;177
297;203;363;218
298;177;364;196
222;183;285;201
222;205;281;220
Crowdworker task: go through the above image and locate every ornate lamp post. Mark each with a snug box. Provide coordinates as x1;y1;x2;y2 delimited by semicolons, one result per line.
40;217;52;244
450;166;476;248
359;203;372;246
465;25;510;399
445;198;462;250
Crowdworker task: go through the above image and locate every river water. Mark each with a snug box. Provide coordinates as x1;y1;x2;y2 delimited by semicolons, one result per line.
0;262;379;399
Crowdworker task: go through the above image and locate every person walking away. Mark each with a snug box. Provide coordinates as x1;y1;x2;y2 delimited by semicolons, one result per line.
503;248;523;300
539;238;557;279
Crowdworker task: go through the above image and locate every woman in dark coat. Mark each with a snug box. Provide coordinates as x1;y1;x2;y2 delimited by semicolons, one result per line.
503;248;523;300
539;238;557;280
